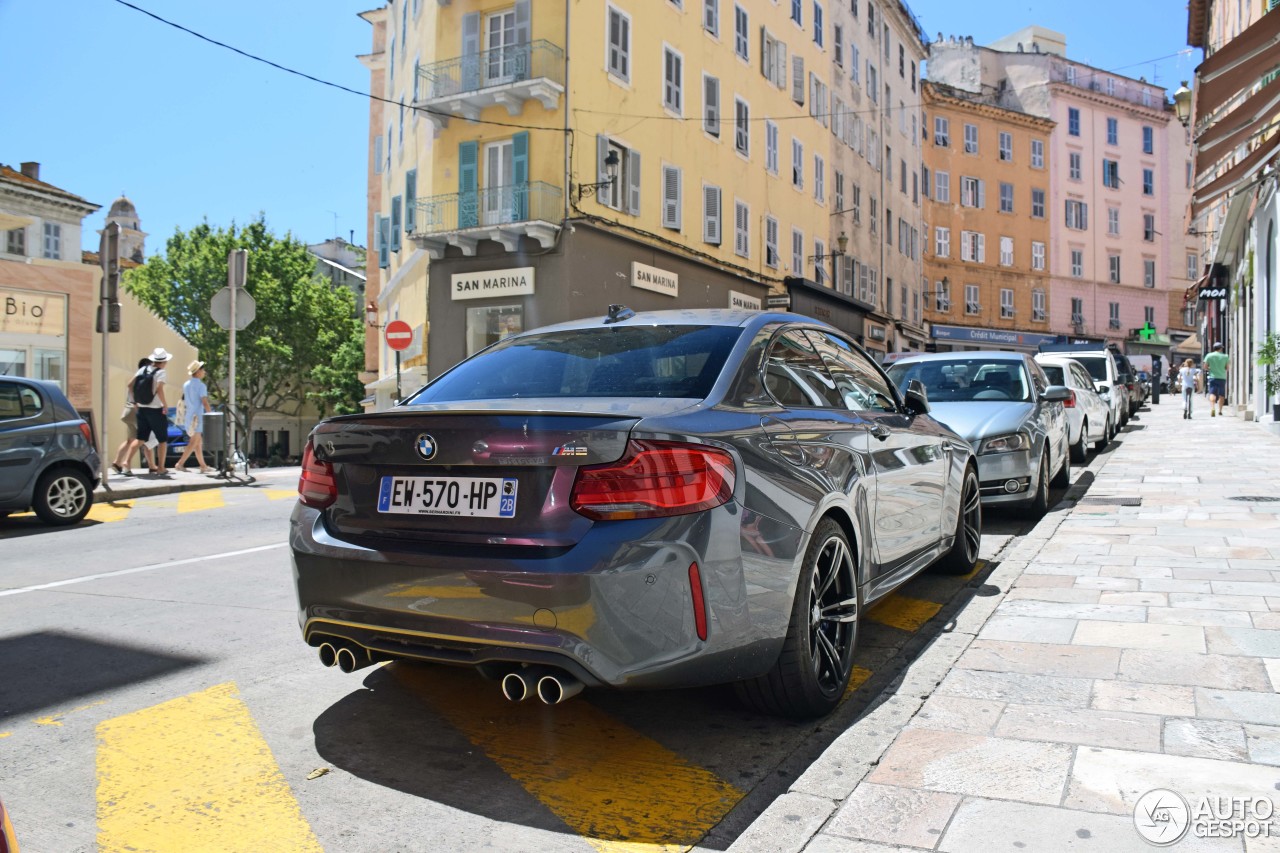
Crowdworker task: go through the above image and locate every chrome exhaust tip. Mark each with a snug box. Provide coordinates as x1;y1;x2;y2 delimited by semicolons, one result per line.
335;645;374;673
501;671;532;702
536;672;584;705
317;642;339;668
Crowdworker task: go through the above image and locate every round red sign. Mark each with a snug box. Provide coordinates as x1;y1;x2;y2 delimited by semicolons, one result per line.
384;319;413;351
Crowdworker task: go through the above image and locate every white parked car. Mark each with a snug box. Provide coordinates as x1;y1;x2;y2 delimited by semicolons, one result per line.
1034;355;1112;462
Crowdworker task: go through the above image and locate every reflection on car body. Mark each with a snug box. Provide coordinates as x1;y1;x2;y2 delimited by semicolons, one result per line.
291;308;981;718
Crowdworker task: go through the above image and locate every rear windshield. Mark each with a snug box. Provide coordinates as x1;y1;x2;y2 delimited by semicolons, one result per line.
406;325;743;402
1071;356;1108;382
1039;364;1065;385
886;358;1033;403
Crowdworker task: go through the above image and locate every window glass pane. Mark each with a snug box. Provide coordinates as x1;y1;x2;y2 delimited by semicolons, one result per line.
0;349;27;377
465;304;523;357
763;330;842;408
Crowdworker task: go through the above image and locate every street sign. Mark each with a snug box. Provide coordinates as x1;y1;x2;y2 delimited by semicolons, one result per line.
210;286;256;330
385;319;413;351
765;295;791;309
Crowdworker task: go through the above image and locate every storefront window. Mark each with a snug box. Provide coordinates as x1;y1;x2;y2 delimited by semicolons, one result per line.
0;349;27;377
466;304;523;356
35;349;64;388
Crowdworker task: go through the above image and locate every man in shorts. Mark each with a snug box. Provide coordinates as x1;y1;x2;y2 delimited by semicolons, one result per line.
135;347;172;474
1203;342;1229;417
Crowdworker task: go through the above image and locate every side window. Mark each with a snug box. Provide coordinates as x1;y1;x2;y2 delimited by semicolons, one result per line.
1027;360;1048;394
807;331;897;412
1071;364;1092;390
0;382;42;420
763;330;843;408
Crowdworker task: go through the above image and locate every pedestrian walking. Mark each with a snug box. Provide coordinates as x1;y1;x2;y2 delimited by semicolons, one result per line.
111;357;158;474
1179;357;1197;419
133;347;172;475
174;361;213;474
1203;341;1229;417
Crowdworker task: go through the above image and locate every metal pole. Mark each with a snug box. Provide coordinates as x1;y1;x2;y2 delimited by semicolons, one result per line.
395;349;402;403
99;301;110;486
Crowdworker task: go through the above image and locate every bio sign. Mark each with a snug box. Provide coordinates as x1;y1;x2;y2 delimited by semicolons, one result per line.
1;288;67;336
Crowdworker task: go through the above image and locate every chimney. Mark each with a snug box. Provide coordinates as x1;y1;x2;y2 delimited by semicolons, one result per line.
20;162;40;180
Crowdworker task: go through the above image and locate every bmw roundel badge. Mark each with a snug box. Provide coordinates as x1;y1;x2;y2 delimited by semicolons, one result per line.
415;433;437;461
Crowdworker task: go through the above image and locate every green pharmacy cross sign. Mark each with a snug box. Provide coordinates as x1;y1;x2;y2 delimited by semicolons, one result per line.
1133;322;1157;341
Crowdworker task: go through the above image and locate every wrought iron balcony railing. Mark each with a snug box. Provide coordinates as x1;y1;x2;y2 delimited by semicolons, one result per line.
417;40;564;101
414;182;562;236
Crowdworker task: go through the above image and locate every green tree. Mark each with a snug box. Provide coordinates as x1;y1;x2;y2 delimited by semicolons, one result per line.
124;215;364;450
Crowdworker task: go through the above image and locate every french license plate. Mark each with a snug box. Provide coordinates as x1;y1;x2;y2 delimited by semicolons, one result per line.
377;475;518;518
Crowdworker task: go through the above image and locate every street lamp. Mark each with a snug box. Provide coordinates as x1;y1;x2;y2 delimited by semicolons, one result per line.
809;232;849;287
365;300;381;328
1173;81;1193;128
577;149;621;202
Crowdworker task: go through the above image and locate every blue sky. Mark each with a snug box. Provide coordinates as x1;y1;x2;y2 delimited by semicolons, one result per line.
2;0;1198;256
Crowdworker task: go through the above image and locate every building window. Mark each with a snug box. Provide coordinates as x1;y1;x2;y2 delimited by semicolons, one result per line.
812;1;823;46
762;30;786;88
703;74;720;136
1031;241;1045;271
1145;305;1155;324
834;170;844;213
42;223;61;260
1068;107;1080;136
607;5;631;81
1109;254;1121;283
791;0;802;25
663;46;683;113
1065;200;1088;230
814;239;827;284
662;165;682;230
734;200;750;257
851;183;862;224
1000;288;1014;318
935;279;951;311
735;97;750;156
1069;152;1082;181
703;0;719;36
1031;139;1044;168
1143;125;1154;154
465;305;524;357
960;176;984;208
598;137;640;212
870;196;878;234
1031;188;1045;219
1102;159;1119;189
814;154;825;202
792;138;804;189
964;123;978;154
1109;301;1121;329
965;284;980;315
935;226;950;258
999;182;1014;213
1071;297;1084;326
5;228;25;256
834;24;843;65
1142;213;1156;242
792;227;804;274
703;183;722;244
735;5;749;58
1106;117;1118;146
960;230;985;263
1071;249;1083;277
999;131;1012;161
935;170;950;203
1108;207;1120;236
1186;252;1198;280
765;120;778;173
1032;289;1046;321
765;216;779;268
1000;236;1013;267
1143;168;1154;196
934;116;950;147
1144;258;1156;287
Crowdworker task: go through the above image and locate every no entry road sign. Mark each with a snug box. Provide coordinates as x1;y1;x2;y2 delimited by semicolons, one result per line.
385;320;413;351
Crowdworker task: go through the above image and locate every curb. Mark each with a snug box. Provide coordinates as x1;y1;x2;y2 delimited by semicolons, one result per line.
726;421;1129;853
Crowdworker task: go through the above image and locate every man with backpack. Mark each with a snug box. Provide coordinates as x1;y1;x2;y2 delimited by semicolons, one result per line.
133;347;172;474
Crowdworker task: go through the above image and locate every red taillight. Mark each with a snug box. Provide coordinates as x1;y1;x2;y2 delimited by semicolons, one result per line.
299;440;337;509
689;562;708;641
78;422;92;443
570;440;736;520
1063;390;1077;408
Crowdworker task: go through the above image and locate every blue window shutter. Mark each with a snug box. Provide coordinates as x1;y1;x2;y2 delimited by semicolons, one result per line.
462;13;480;90
390;196;402;251
405;170;416;233
376;214;389;268
459;140;479;228
512;132;529;221
514;0;532;80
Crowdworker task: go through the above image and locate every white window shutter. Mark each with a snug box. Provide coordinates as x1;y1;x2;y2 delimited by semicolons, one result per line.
663;166;681;229
977;233;986;263
792;55;805;103
628;150;642;214
704;185;722;244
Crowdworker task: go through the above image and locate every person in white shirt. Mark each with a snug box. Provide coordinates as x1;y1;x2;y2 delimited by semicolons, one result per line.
134;347;172;474
1178;358;1197;419
175;360;213;474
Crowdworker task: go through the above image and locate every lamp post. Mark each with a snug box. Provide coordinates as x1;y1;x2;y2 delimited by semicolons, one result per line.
577;149;621;202
1173;81;1193;128
809;232;849;288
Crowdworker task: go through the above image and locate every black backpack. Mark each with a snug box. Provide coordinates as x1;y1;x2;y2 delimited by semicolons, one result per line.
132;367;156;405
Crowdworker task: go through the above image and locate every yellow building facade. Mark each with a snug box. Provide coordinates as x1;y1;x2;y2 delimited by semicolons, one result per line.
921;81;1055;352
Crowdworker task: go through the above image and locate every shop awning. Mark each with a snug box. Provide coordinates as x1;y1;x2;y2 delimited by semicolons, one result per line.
1195;85;1280;159
1194;8;1280;119
1191;131;1280;216
1172;333;1202;355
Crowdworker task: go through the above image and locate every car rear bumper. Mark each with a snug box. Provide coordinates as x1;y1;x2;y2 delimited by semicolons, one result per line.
289;504;801;689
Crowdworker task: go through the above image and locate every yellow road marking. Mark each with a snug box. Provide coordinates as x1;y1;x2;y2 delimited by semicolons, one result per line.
264;488;297;501
36;699;107;727
96;682;321;853
867;595;942;632
0;731;10;739
843;665;873;699
178;489;225;514
88;500;134;523
394;665;742;852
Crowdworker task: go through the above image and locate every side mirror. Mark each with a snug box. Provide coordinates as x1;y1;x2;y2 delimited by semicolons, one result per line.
1096;384;1110;394
903;379;931;415
1041;385;1071;402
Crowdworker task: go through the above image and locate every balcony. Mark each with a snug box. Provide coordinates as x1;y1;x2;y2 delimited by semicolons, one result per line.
416;40;564;129
411;181;562;257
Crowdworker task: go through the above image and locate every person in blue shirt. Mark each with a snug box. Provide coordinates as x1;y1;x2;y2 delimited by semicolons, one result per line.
174;360;213;473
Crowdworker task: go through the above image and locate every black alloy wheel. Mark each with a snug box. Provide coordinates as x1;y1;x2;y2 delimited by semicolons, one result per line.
1022;453;1050;518
935;465;981;575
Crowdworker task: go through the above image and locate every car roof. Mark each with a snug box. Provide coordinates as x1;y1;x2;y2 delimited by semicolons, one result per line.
886;351;1028;365
506;308;832;336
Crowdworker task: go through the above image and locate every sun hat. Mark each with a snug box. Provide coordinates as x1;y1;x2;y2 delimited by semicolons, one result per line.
188;360;205;374
149;347;172;362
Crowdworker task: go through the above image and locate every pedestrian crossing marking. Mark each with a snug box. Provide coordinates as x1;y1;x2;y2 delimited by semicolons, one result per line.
394;664;743;852
96;682;322;853
867;594;943;632
178;489;226;514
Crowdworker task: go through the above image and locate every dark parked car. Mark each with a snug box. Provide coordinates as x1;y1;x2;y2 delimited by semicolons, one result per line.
291;308;980;718
0;377;100;525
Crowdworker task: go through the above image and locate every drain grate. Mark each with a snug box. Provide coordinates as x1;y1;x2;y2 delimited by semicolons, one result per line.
1229;495;1280;503
1077;496;1143;506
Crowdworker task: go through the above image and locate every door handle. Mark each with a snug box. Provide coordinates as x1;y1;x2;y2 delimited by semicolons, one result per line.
870;424;891;441
27;437;48;446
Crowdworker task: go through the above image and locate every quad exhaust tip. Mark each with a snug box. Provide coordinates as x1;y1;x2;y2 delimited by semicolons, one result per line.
500;667;584;704
316;639;376;673
536;672;584;705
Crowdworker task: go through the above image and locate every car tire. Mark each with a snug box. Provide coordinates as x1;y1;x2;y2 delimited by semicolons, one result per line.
1021;453;1050;518
1070;420;1089;463
934;465;981;575
735;518;858;719
1051;443;1071;488
33;468;93;526
1095;417;1110;451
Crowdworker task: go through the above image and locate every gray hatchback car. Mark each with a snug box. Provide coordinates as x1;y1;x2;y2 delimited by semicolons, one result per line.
291;308;980;718
0;377;100;525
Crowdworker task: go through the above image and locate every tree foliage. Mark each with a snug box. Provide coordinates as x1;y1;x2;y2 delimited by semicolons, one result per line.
124;215;364;447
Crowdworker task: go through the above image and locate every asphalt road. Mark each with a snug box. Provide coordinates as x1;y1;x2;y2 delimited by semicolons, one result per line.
0;463;1073;852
